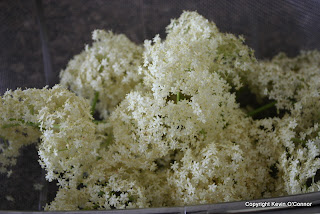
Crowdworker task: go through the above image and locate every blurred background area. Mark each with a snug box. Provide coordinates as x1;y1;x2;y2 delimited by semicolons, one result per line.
0;0;319;210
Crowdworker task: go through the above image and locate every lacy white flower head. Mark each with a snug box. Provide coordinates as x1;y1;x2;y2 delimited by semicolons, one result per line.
248;50;320;133
107;11;279;206
142;10;256;100
1;10;320;212
60;30;143;119
0;85;106;187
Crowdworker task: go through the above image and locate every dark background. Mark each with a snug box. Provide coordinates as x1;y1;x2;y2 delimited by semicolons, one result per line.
0;0;319;210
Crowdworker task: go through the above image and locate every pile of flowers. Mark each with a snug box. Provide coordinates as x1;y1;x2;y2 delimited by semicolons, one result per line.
0;11;319;210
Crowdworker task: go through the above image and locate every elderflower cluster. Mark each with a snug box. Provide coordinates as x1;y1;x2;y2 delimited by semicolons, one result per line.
248;51;320;133
1;11;319;211
246;50;320;195
60;30;143;119
142;11;255;95
0;86;104;188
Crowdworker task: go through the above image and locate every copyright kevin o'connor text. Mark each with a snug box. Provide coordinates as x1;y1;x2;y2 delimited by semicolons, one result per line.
245;201;312;208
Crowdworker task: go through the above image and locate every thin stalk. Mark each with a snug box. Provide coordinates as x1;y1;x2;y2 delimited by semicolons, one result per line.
93;120;107;124
2;118;60;130
247;101;276;117
91;92;99;116
291;138;307;146
52;124;60;130
2;118;40;129
291;138;305;143
2;123;21;129
177;92;180;103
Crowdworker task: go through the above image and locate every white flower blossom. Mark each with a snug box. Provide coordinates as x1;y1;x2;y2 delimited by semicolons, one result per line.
1;10;319;211
60;30;143;119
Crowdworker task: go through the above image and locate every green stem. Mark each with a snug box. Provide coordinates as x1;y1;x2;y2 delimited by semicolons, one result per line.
93;120;107;124
53;124;60;130
101;134;113;149
247;101;276;117
291;138;304;143
177;92;180;103
2;118;40;129
291;138;307;146
2;123;21;129
2;118;60;130
91;92;99;116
